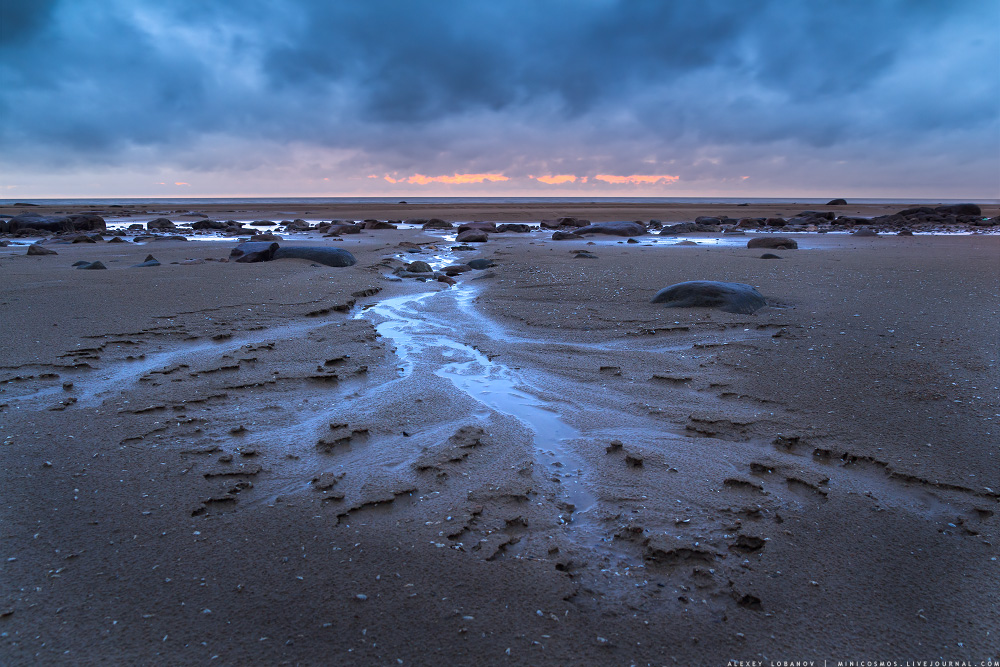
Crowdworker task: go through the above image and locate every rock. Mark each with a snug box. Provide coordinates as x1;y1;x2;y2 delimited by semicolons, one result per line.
457;222;497;234
760;253;782;259
77;261;108;270
26;244;58;256
231;241;280;263
146;218;175;230
551;231;580;240
695;216;723;225
191;219;227;230
763;218;786;228
651;281;767;314
796;211;835;220
934;203;981;216
896;206;936;217
558;217;591;227
495;223;531;233
363;220;396;230
70;234;98;243
574;251;598;259
897;230;914;236
421;218;452;229
249;220;275;227
147;235;188;242
250;232;282;242
747;236;798;249
443;264;472;275
456;229;488;243
325;224;361;235
575;221;646;237
626;238;639;243
467;258;493;270
108;236;127;243
406;260;433;273
272;246;357;267
826;198;848;205
131;254;160;268
851;226;879;237
282;219;311;231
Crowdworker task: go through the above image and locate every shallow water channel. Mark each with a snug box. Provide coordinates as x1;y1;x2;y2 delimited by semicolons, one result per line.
358;273;598;521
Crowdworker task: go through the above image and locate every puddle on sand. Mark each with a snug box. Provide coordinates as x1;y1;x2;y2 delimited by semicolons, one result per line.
358;285;598;521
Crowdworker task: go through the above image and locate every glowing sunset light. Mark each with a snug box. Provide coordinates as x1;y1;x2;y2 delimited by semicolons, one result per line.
594;174;679;185
533;174;579;185
384;173;509;185
174;182;191;186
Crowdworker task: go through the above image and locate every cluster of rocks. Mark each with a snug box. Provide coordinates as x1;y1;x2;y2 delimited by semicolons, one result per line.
381;255;494;286
0;212;107;235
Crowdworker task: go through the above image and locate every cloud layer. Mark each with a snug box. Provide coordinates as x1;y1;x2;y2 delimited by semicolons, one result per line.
1;0;997;197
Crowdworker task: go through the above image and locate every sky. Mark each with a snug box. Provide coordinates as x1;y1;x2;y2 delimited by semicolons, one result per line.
1;0;998;199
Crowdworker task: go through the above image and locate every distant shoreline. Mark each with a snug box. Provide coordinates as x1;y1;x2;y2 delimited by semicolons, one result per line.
4;195;999;207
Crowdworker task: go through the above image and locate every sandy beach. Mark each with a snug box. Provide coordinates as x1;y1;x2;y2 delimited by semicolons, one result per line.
1;202;998;665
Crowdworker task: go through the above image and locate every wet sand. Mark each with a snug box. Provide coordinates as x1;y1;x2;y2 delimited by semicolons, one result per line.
1;204;998;665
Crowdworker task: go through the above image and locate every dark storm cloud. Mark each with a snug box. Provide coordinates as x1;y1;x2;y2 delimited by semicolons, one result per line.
1;0;997;192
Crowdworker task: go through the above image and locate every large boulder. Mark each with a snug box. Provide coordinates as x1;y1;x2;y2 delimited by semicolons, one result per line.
551;231;580;240
363;219;397;230
747;236;798;249
231;241;280;263
272;246;357;267
456;229;489;243
325;224;361;235
934;203;981;216
826;198;848;205
575;221;646;237
146;218;175;230
651;281;767;314
191;219;227;230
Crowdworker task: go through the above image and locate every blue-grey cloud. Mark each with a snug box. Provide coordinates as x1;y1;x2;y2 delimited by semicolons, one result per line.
1;0;997;196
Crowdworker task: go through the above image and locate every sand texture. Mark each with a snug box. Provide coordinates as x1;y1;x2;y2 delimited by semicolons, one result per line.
1;203;998;665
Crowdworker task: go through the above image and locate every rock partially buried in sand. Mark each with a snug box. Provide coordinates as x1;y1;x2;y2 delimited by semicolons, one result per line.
230;241;356;267
651;281;767;314
851;226;879;237
747;236;798;250
272;246;357;267
26;244;58;256
760;253;782;259
456;229;489;243
76;261;108;270
131;254;161;268
826;198;848;205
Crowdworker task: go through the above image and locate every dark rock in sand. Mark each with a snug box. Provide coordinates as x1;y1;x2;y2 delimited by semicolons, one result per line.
26;244;58;256
76;261;108;270
574;251;598;259
760;253;782;259
695;216;723;225
575;221;646;237
70;234;98;243
934;203;981;216
457;222;497;234
826;198;848;205
325;224;361;235
551;231;580;240
495;223;531;233
108;236;127;243
851;226;879;237
456;229;489;243
283;219;311;231
763;218;786;228
467;258;493;270
231;241;280;263
147;235;188;242
421;218;452;229
191;219;227;230
363;220;397;230
796;211;835;220
72;261;91;267
406;260;433;273
146;218;175;230
898;230;914;236
131;254;161;268
272;246;357;267
651;281;767;314
249;220;275;227
747;236;798;249
250;232;282;241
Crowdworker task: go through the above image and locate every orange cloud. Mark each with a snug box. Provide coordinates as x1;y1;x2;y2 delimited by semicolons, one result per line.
384;173;509;185
594;174;679;185
533;174;579;185
174;181;191;186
